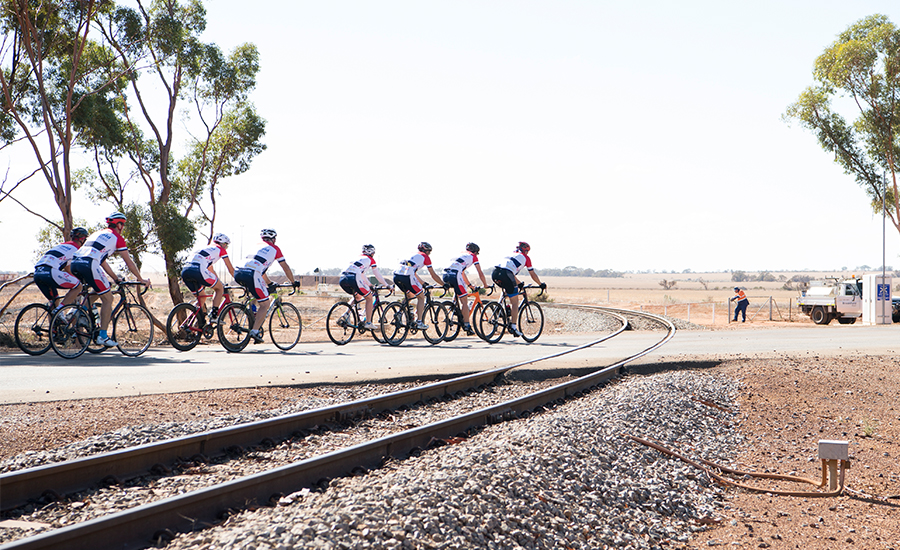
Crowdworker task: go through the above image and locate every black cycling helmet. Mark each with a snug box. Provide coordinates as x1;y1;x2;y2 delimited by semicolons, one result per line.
465;242;480;255
70;227;89;241
418;241;432;254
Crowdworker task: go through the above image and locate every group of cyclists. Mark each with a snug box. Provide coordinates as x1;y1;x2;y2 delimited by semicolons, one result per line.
33;212;150;348
31;211;545;351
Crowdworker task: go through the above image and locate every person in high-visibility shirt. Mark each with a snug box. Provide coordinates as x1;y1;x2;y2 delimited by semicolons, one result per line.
731;287;749;322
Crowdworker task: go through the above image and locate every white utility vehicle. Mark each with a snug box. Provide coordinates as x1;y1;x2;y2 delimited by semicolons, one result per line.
798;276;900;324
797;277;863;325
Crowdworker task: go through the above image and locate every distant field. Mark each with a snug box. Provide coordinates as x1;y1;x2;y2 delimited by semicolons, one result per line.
539;271;879;326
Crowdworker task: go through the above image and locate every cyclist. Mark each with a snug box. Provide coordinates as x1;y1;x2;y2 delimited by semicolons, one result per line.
71;212;152;347
181;233;236;326
442;242;488;335
33;227;89;313
234;229;299;344
340;244;391;330
393;242;444;330
491;241;545;337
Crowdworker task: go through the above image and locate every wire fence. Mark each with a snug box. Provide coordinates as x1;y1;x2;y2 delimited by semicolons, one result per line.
637;296;806;325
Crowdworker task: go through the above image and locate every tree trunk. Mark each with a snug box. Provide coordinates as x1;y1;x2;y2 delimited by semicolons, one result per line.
163;248;185;307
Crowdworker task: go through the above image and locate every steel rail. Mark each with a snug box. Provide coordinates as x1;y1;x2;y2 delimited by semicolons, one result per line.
1;307;673;550
0;273;35;321
0;308;629;511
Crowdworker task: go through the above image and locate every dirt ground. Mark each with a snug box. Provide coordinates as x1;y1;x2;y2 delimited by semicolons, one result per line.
3;354;899;549
685;355;900;550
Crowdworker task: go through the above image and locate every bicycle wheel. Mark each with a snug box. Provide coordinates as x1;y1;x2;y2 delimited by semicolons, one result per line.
113;304;154;357
49;305;93;359
369;303;387;343
442;301;462;342
326;301;356;345
470;302;484;340
218;302;253;352
381;302;410;346
15;303;52;355
166;303;202;351
477;301;506;344
421;302;448;345
269;302;302;350
518;301;544;343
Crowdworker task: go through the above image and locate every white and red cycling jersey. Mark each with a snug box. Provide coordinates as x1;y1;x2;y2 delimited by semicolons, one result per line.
341;254;387;296
343;254;377;278
34;241;81;300
445;252;478;274
190;244;228;270
496;252;533;275
395;253;431;279
242;243;284;274
35;241;80;270
75;229;128;263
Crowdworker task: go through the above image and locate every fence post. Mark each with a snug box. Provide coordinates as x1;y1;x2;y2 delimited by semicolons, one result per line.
687;303;691;323
769;297;773;321
712;302;715;325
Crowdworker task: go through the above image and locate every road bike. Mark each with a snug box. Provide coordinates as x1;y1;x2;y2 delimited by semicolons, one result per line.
50;282;154;358
14;291;66;356
325;285;392;346
380;283;449;346
216;284;302;352
476;284;546;344
443;285;494;342
166;285;239;351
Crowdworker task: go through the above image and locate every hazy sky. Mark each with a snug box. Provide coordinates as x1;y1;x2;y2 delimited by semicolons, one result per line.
3;1;900;275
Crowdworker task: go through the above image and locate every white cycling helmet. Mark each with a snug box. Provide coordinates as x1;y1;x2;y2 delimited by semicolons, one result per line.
362;244;376;256
213;233;231;245
106;211;127;226
260;228;277;240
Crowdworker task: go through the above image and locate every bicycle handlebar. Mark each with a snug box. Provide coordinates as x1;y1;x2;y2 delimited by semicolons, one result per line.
373;284;394;297
116;280;150;296
273;282;298;297
519;284;546;297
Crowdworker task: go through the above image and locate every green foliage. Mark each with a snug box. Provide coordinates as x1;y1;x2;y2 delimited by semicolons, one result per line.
150;202;194;277
32;218;100;264
731;270;750;282
539;266;624;278
754;271;777;282
784;14;900;223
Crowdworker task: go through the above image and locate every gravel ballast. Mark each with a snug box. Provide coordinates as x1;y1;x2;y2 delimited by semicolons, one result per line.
161;371;739;550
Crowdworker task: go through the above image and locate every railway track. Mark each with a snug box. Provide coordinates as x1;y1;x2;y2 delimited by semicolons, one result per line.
0;305;674;550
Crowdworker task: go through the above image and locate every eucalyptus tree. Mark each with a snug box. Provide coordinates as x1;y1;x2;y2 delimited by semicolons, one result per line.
93;0;266;304
0;0;125;236
784;14;900;234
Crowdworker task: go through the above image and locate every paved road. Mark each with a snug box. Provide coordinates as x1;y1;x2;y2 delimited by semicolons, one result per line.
2;325;898;404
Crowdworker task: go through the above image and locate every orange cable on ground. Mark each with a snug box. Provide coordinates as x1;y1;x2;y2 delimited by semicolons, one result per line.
625;434;846;498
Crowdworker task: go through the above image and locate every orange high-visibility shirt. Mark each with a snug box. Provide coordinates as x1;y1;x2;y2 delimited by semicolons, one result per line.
734;289;747;302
